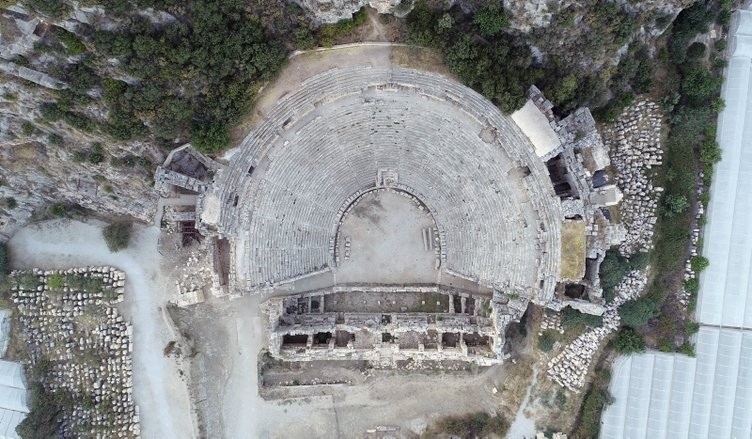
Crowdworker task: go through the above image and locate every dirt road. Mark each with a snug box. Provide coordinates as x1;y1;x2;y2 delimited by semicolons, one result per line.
8;219;196;438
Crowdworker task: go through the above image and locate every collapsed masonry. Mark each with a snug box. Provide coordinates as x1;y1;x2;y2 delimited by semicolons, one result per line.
513;86;626;314
155;65;628;366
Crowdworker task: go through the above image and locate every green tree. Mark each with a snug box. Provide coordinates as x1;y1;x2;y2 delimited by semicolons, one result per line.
664;194;689;216
190;123;231;153
103;222;132;252
681;64;723;107
473;5;509;37
553;74;578;106
612;327;646;353
690;255;709;272
686;42;707;59
619;298;660;327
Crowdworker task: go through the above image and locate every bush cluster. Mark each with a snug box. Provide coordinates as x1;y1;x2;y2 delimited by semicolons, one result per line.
538;330;558;352
619;297;660;328
431;411;508;438
573;368;614;437
0;243;8;282
406;1;538;113
599;251;649;302
561;306;603;330
611;327;646;354
103;222;132;252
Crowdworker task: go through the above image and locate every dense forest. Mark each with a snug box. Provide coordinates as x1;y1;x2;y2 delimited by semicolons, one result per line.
22;0;693;153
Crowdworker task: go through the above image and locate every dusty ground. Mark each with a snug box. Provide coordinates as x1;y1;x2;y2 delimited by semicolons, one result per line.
7;219;196;438
169;293;540;439
560;220;586;280
336;190;438;284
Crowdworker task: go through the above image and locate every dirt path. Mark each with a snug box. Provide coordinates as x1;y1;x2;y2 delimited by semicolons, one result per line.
173;294;511;438
7;219;196;438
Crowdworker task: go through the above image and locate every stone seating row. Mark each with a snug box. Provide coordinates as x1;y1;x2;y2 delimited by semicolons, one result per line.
220;66;561;297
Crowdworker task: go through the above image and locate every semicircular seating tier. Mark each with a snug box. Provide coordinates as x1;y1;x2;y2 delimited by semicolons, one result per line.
207;66;562;303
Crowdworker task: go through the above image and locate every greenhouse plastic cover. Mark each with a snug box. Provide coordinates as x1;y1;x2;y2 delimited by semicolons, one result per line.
601;328;752;439
600;7;752;438
697;9;752;327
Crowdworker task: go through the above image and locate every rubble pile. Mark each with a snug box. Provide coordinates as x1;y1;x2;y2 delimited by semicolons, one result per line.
539;313;564;335
603;99;664;255
679;177;707;307
9;267;140;438
547;270;647;392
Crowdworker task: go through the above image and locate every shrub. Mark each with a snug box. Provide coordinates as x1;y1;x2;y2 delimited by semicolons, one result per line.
658;339;674;352
684;278;700;294
46;274;65;290
473;5;509;37
26;0;70;18
103;221;132;252
50;203;67;217
88;143;105;164
612;327;646;354
619;297;660;327
432;411;508;437
40;103;64;121
679;342;695;357
21;121;35;136
47;132;64;145
15;272;40;290
664;193;689;216
690;255;709;272
0;243;7;281
686;321;700;336
190;123;230;154
561;306;603;330
538;330;557;352
5;197;17;209
55;28;87;56
629;252;650;270
700;140;722;164
686;42;707;59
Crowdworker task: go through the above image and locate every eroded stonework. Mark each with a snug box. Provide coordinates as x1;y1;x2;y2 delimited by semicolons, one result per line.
292;0;403;23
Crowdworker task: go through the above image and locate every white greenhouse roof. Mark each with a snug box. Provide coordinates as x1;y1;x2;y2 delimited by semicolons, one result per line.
601;328;752;439
601;7;752;438
0;409;24;439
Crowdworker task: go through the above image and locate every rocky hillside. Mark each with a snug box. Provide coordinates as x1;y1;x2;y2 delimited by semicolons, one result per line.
0;6;159;240
0;0;701;241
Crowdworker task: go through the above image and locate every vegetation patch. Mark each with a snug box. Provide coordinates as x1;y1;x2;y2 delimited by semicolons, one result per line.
102;221;132;252
424;411;509;438
571;367;614;438
561;306;603;330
